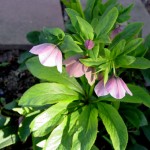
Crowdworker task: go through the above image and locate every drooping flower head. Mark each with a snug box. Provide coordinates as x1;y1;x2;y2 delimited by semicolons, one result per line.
63;55;96;85
94;76;132;99
110;25;123;40
84;40;95;50
30;43;62;73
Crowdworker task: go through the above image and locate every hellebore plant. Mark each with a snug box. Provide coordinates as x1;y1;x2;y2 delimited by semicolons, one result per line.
13;0;150;150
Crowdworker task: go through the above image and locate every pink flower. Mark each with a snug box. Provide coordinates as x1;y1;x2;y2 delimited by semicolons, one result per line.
84;40;94;50
63;56;96;85
30;43;62;73
110;25;123;40
94;76;132;99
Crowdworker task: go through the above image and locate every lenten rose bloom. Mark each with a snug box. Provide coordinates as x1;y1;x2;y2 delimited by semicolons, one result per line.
94;76;132;99
84;40;95;50
30;43;62;73
110;25;123;40
63;56;96;85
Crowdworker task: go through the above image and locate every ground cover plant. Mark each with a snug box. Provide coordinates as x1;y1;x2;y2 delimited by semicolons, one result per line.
0;0;150;149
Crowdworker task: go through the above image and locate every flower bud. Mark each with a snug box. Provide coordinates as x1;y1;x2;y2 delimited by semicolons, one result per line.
84;40;94;50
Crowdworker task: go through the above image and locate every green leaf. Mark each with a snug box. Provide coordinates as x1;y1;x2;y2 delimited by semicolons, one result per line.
142;125;150;141
97;103;128;150
71;105;98;150
117;4;134;23
19;83;80;106
98;34;111;43
111;40;126;58
65;8;80;29
110;22;143;49
76;16;94;39
44;116;68;150
95;7;118;37
84;0;98;21
122;57;150;69
121;106;148;128
123;38;144;55
42;28;65;40
141;69;150;86
0;126;19;149
26;57;84;94
80;57;107;67
101;84;150;107
57;110;81;150
26;31;40;44
115;55;136;67
30;102;71;132
60;35;83;53
18;114;37;142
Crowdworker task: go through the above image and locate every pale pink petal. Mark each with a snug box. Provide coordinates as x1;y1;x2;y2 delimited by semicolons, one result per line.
30;43;55;55
63;55;80;66
85;67;96;85
38;48;58;67
94;79;109;96
56;51;62;73
119;78;133;96
66;62;85;77
106;77;125;99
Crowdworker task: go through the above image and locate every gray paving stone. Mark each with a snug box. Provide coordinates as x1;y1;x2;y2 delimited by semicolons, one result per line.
0;0;64;49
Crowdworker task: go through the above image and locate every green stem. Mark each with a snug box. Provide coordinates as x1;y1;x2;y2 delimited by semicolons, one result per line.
88;84;95;98
111;101;120;110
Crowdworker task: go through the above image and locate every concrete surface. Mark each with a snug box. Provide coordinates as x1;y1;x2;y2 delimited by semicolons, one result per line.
0;0;149;49
0;0;64;49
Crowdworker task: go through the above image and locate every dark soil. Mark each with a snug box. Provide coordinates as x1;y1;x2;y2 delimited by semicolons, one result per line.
0;50;38;104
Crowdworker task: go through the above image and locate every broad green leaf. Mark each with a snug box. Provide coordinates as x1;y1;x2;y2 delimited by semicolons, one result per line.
33;101;81;137
97;103;128;150
71;105;98;150
33;113;63;137
80;57;107;67
30;102;71;132
44;116;68;150
121;106;148;128
141;69;150;86
142;125;150;141
26;31;40;44
60;35;83;53
76;16;94;39
0;126;19;149
123;38;143;55
65;8;80;30
84;0;97;21
101;84;150;107
110;22;143;49
95;7;118;37
122;57;150;69
62;0;84;17
115;55;136;67
117;4;134;23
18;114;37;142
19;83;79;106
127;144;148;150
26;57;84;94
42;28;65;40
57;110;80;150
111;40;126;58
98;34;111;43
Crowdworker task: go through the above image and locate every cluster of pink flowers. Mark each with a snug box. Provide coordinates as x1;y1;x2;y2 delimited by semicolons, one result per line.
30;39;132;99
